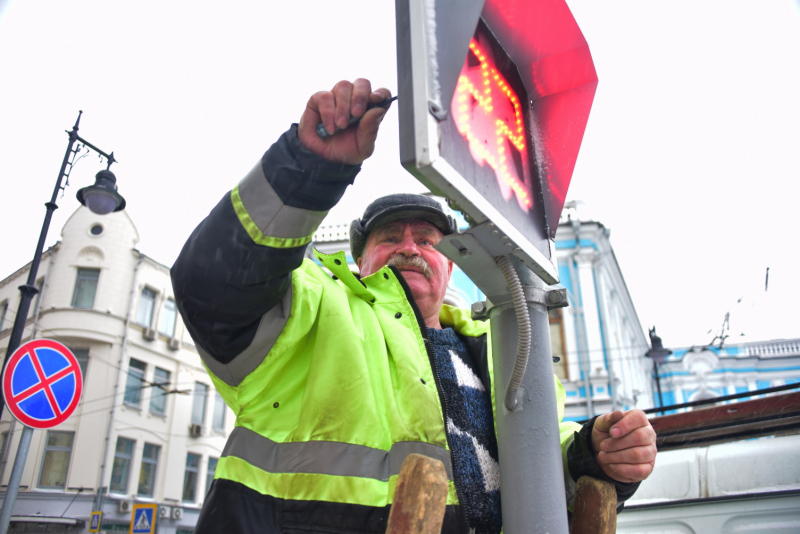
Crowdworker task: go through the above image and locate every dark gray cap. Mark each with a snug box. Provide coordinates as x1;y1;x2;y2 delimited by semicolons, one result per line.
349;193;457;260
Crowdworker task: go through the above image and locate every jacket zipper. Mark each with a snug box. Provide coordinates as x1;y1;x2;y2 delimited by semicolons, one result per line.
387;267;469;519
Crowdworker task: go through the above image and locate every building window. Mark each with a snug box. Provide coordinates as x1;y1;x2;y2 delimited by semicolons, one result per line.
191;382;209;426
38;430;75;489
110;437;135;494
70;348;90;386
206;456;218;496
137;443;161;497
0;299;8;331
149;367;171;416
71;268;100;309
124;359;147;407
135;287;157;327
212;391;226;432
158;298;177;337
182;453;200;501
549;309;568;381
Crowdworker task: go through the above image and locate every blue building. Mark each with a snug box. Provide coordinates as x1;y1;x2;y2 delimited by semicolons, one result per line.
653;339;800;411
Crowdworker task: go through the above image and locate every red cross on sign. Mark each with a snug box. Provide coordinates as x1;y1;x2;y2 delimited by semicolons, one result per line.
2;339;83;428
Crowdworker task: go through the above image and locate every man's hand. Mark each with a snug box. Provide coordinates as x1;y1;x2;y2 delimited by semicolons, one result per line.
298;78;391;165
591;410;656;483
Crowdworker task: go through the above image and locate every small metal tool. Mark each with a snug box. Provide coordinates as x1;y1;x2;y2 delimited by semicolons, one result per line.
316;96;398;138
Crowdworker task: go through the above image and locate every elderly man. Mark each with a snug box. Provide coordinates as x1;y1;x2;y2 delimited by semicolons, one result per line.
171;79;656;534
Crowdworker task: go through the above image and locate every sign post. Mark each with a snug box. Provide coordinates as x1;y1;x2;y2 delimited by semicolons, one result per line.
396;1;597;532
0;339;84;534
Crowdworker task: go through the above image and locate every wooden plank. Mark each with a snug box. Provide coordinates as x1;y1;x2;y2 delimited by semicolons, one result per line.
385;453;448;534
570;476;617;534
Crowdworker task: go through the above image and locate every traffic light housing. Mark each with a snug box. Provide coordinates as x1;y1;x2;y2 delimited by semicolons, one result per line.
396;0;597;283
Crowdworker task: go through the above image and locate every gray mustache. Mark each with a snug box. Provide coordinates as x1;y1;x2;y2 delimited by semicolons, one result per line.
387;254;432;278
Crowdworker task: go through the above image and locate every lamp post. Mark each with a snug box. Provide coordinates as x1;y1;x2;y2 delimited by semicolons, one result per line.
0;111;125;534
645;326;672;413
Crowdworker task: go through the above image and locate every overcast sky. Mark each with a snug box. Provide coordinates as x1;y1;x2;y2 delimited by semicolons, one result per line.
0;1;797;349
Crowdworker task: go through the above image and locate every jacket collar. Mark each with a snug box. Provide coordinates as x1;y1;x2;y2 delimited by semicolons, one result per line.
314;249;488;334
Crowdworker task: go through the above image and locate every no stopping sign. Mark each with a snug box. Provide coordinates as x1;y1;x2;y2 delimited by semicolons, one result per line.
2;339;83;428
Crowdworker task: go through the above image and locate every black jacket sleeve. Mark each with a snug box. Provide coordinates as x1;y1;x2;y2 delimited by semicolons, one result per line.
170;125;360;363
567;418;641;508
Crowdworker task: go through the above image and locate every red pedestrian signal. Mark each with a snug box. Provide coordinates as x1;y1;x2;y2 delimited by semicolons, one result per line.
453;32;534;213
396;0;597;283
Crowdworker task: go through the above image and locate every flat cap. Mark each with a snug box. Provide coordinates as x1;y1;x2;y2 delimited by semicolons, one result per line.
349;193;457;260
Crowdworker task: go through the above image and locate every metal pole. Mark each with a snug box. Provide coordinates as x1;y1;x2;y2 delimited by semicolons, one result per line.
0;112;82;416
653;360;664;412
0;113;81;531
0;114;81;532
0;111;117;530
490;261;569;534
0;427;33;533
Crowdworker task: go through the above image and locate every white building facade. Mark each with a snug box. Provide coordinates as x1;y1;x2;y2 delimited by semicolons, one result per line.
0;207;232;533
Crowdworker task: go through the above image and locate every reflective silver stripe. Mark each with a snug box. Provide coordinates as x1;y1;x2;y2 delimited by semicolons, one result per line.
198;285;292;387
238;162;327;241
223;426;454;481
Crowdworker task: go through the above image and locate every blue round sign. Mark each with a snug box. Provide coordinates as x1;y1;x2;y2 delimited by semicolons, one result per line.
2;339;83;428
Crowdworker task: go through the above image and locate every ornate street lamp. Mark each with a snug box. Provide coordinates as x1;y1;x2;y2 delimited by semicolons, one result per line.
0;111;125;533
0;111;125;414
